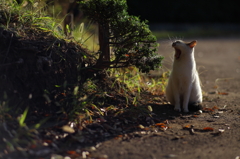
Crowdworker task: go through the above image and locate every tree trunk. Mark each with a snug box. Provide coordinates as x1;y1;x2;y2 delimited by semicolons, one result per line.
96;23;110;68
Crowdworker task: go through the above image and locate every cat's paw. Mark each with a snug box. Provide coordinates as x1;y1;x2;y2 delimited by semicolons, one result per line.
188;102;203;112
174;106;181;112
183;108;189;113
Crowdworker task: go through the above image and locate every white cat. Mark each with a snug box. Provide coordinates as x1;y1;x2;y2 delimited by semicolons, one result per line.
165;40;202;112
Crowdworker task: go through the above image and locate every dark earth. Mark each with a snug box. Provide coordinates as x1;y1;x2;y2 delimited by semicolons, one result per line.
1;33;240;159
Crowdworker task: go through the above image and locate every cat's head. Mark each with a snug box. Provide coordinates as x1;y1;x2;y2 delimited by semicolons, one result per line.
172;40;197;59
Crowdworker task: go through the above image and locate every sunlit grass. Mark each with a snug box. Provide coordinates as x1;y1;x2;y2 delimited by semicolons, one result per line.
72;23;99;52
109;66;167;98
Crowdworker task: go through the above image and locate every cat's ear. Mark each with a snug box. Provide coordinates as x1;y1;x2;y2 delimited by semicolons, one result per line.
188;40;197;48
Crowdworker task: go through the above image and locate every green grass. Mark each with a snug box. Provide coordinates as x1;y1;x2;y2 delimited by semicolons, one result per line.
109;66;167;96
72;22;99;52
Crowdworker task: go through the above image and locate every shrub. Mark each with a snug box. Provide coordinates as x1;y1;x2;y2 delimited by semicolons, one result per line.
80;0;163;73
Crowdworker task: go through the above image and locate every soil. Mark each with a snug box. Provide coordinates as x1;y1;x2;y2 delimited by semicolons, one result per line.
1;31;240;159
89;38;240;159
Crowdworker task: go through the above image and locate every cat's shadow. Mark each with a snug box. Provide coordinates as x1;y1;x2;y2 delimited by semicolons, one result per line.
150;104;199;120
150;104;181;120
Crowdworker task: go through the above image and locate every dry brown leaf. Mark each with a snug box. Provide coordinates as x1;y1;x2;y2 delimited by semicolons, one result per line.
183;125;191;129
155;123;165;126
212;106;219;110
213;85;218;89
43;140;52;144
67;150;77;155
114;135;123;139
218;92;229;95
203;108;214;112
203;127;214;131
144;127;150;131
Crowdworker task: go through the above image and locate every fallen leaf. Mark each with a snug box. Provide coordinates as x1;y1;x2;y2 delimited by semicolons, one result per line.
161;126;168;130
218;92;228;95
161;125;169;130
114;135;123;140
212;106;219;110
164;120;169;124
66;150;81;157
144;127;150;131
62;125;75;133
147;105;153;112
67;150;77;155
218;128;225;133
61;93;66;96
155;123;165;126
203;127;214;131
203;108;214;112
84;120;93;124
43;140;52;144
82;151;90;158
138;124;145;129
213;85;218;89
183;125;191;129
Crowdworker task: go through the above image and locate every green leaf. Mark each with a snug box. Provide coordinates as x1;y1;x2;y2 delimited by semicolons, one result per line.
19;107;29;127
73;86;79;95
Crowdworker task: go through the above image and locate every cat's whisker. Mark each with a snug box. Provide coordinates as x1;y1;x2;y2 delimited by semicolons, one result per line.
168;35;173;43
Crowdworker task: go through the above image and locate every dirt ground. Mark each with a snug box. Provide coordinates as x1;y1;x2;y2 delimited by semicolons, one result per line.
89;38;240;159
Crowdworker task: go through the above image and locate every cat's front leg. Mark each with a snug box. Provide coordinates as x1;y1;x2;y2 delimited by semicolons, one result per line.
173;90;181;112
174;104;181;112
183;105;189;113
182;85;192;113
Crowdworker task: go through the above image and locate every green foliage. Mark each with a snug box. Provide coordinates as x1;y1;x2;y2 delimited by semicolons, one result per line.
110;67;166;97
18;107;29;127
80;0;163;73
0;0;65;38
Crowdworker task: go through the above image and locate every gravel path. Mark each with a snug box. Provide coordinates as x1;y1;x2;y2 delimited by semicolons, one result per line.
90;38;240;159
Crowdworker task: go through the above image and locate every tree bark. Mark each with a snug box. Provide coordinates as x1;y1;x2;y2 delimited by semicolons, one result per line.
97;23;110;66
